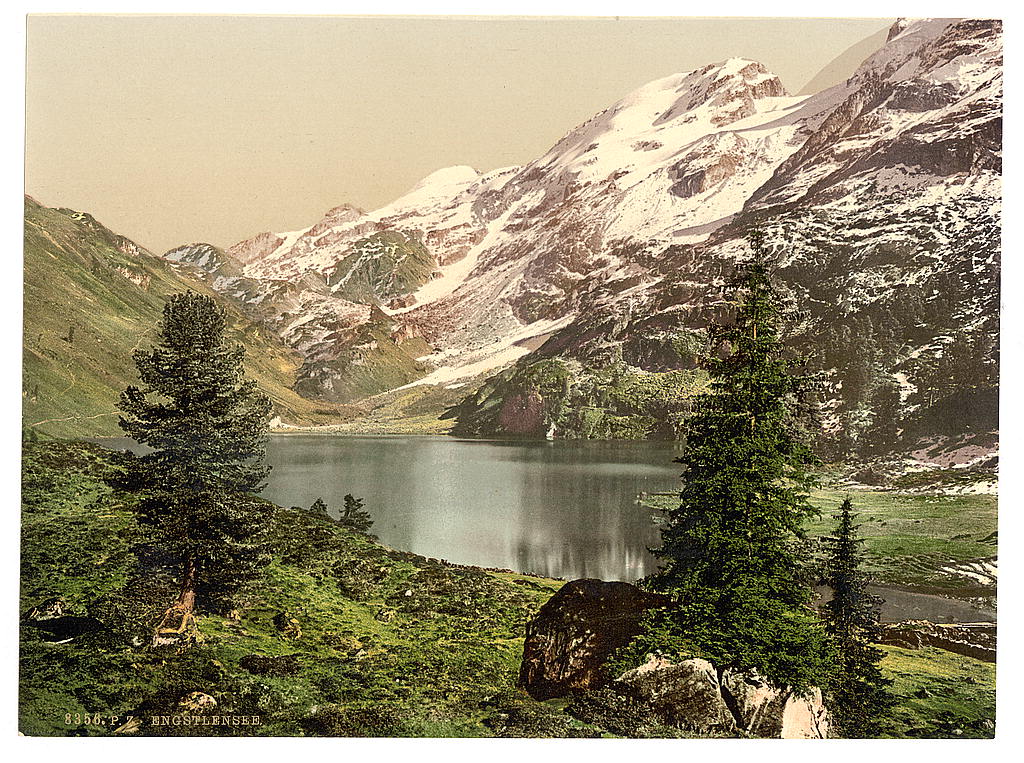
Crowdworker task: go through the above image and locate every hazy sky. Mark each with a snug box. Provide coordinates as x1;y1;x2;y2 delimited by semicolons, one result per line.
25;16;893;253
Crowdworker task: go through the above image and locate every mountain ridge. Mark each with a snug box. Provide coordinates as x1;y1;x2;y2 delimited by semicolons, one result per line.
21;198;361;438
29;18;1000;456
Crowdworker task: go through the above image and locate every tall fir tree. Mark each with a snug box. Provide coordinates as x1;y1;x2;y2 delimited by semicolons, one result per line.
645;231;826;689
821;497;894;736
116;291;274;645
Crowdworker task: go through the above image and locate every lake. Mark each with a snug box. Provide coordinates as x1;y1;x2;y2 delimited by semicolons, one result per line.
94;434;995;623
261;434;681;582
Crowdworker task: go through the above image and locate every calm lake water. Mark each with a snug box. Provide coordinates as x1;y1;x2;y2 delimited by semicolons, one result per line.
93;434;995;622
262;435;680;582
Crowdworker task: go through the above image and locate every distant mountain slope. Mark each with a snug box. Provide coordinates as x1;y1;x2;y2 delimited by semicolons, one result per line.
22;197;351;438
157;18;1000;453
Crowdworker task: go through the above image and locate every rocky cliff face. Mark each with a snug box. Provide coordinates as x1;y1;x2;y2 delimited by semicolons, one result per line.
166;18;1001;451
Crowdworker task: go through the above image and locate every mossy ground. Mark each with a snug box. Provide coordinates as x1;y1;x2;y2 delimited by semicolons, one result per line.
879;646;996;738
20;441;995;737
19;440;577;737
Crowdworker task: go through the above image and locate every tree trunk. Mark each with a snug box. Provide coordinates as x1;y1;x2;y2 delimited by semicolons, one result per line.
152;557;199;647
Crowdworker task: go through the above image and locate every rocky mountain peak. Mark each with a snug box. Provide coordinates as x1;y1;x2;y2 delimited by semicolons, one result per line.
227;231;286;265
678;58;788;126
163;18;1000;452
163;242;243;278
887;18;915;43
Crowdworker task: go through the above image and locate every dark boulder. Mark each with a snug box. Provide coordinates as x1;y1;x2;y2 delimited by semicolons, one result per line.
22;597;105;642
22;615;105;642
272;611;302;640
518;578;670;700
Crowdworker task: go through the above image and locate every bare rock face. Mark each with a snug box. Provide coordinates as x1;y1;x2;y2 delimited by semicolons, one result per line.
780;688;831;740
616;656;736;736
877;620;996;663
227;231;285;265
720;668;788;736
518;579;670;700
618;658;830;739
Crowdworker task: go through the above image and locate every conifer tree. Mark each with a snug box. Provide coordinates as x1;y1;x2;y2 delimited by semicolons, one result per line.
116;291;274;645
340;494;374;534
821;497;894;736
645;231;826;689
310;497;330;516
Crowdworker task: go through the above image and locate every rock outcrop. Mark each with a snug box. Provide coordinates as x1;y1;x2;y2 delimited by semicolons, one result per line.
877;620;996;663
616;656;830;739
178;692;217;712
518;578;670;700
720;667;789;736
273;611;303;640
519;580;831;738
616;656;737;735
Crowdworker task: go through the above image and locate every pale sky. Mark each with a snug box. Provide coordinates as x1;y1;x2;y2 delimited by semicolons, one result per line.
25;16;893;253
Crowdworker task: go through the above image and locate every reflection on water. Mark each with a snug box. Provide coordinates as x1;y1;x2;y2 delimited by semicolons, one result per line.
91;434;995;622
260;435;682;582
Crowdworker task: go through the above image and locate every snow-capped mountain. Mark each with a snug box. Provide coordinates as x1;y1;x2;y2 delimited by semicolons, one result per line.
164;18;1001;450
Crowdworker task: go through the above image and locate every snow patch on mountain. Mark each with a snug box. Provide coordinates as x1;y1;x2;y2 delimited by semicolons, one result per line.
396;313;576;391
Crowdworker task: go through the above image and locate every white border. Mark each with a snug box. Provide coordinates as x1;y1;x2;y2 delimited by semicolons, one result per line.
3;3;1018;760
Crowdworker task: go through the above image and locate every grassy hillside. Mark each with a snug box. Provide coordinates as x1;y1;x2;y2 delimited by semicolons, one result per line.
450;358;707;440
643;484;998;598
19;441;572;737
22;197;351;438
803;487;998;596
294;315;434;405
20;441;995;737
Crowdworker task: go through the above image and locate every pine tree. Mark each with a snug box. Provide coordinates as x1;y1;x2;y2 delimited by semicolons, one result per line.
310;497;330;516
645;231;826;689
116;291;274;646
339;494;373;534
821;497;894;736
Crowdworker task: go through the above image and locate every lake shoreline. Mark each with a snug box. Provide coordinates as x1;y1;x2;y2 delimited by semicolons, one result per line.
84;435;996;620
